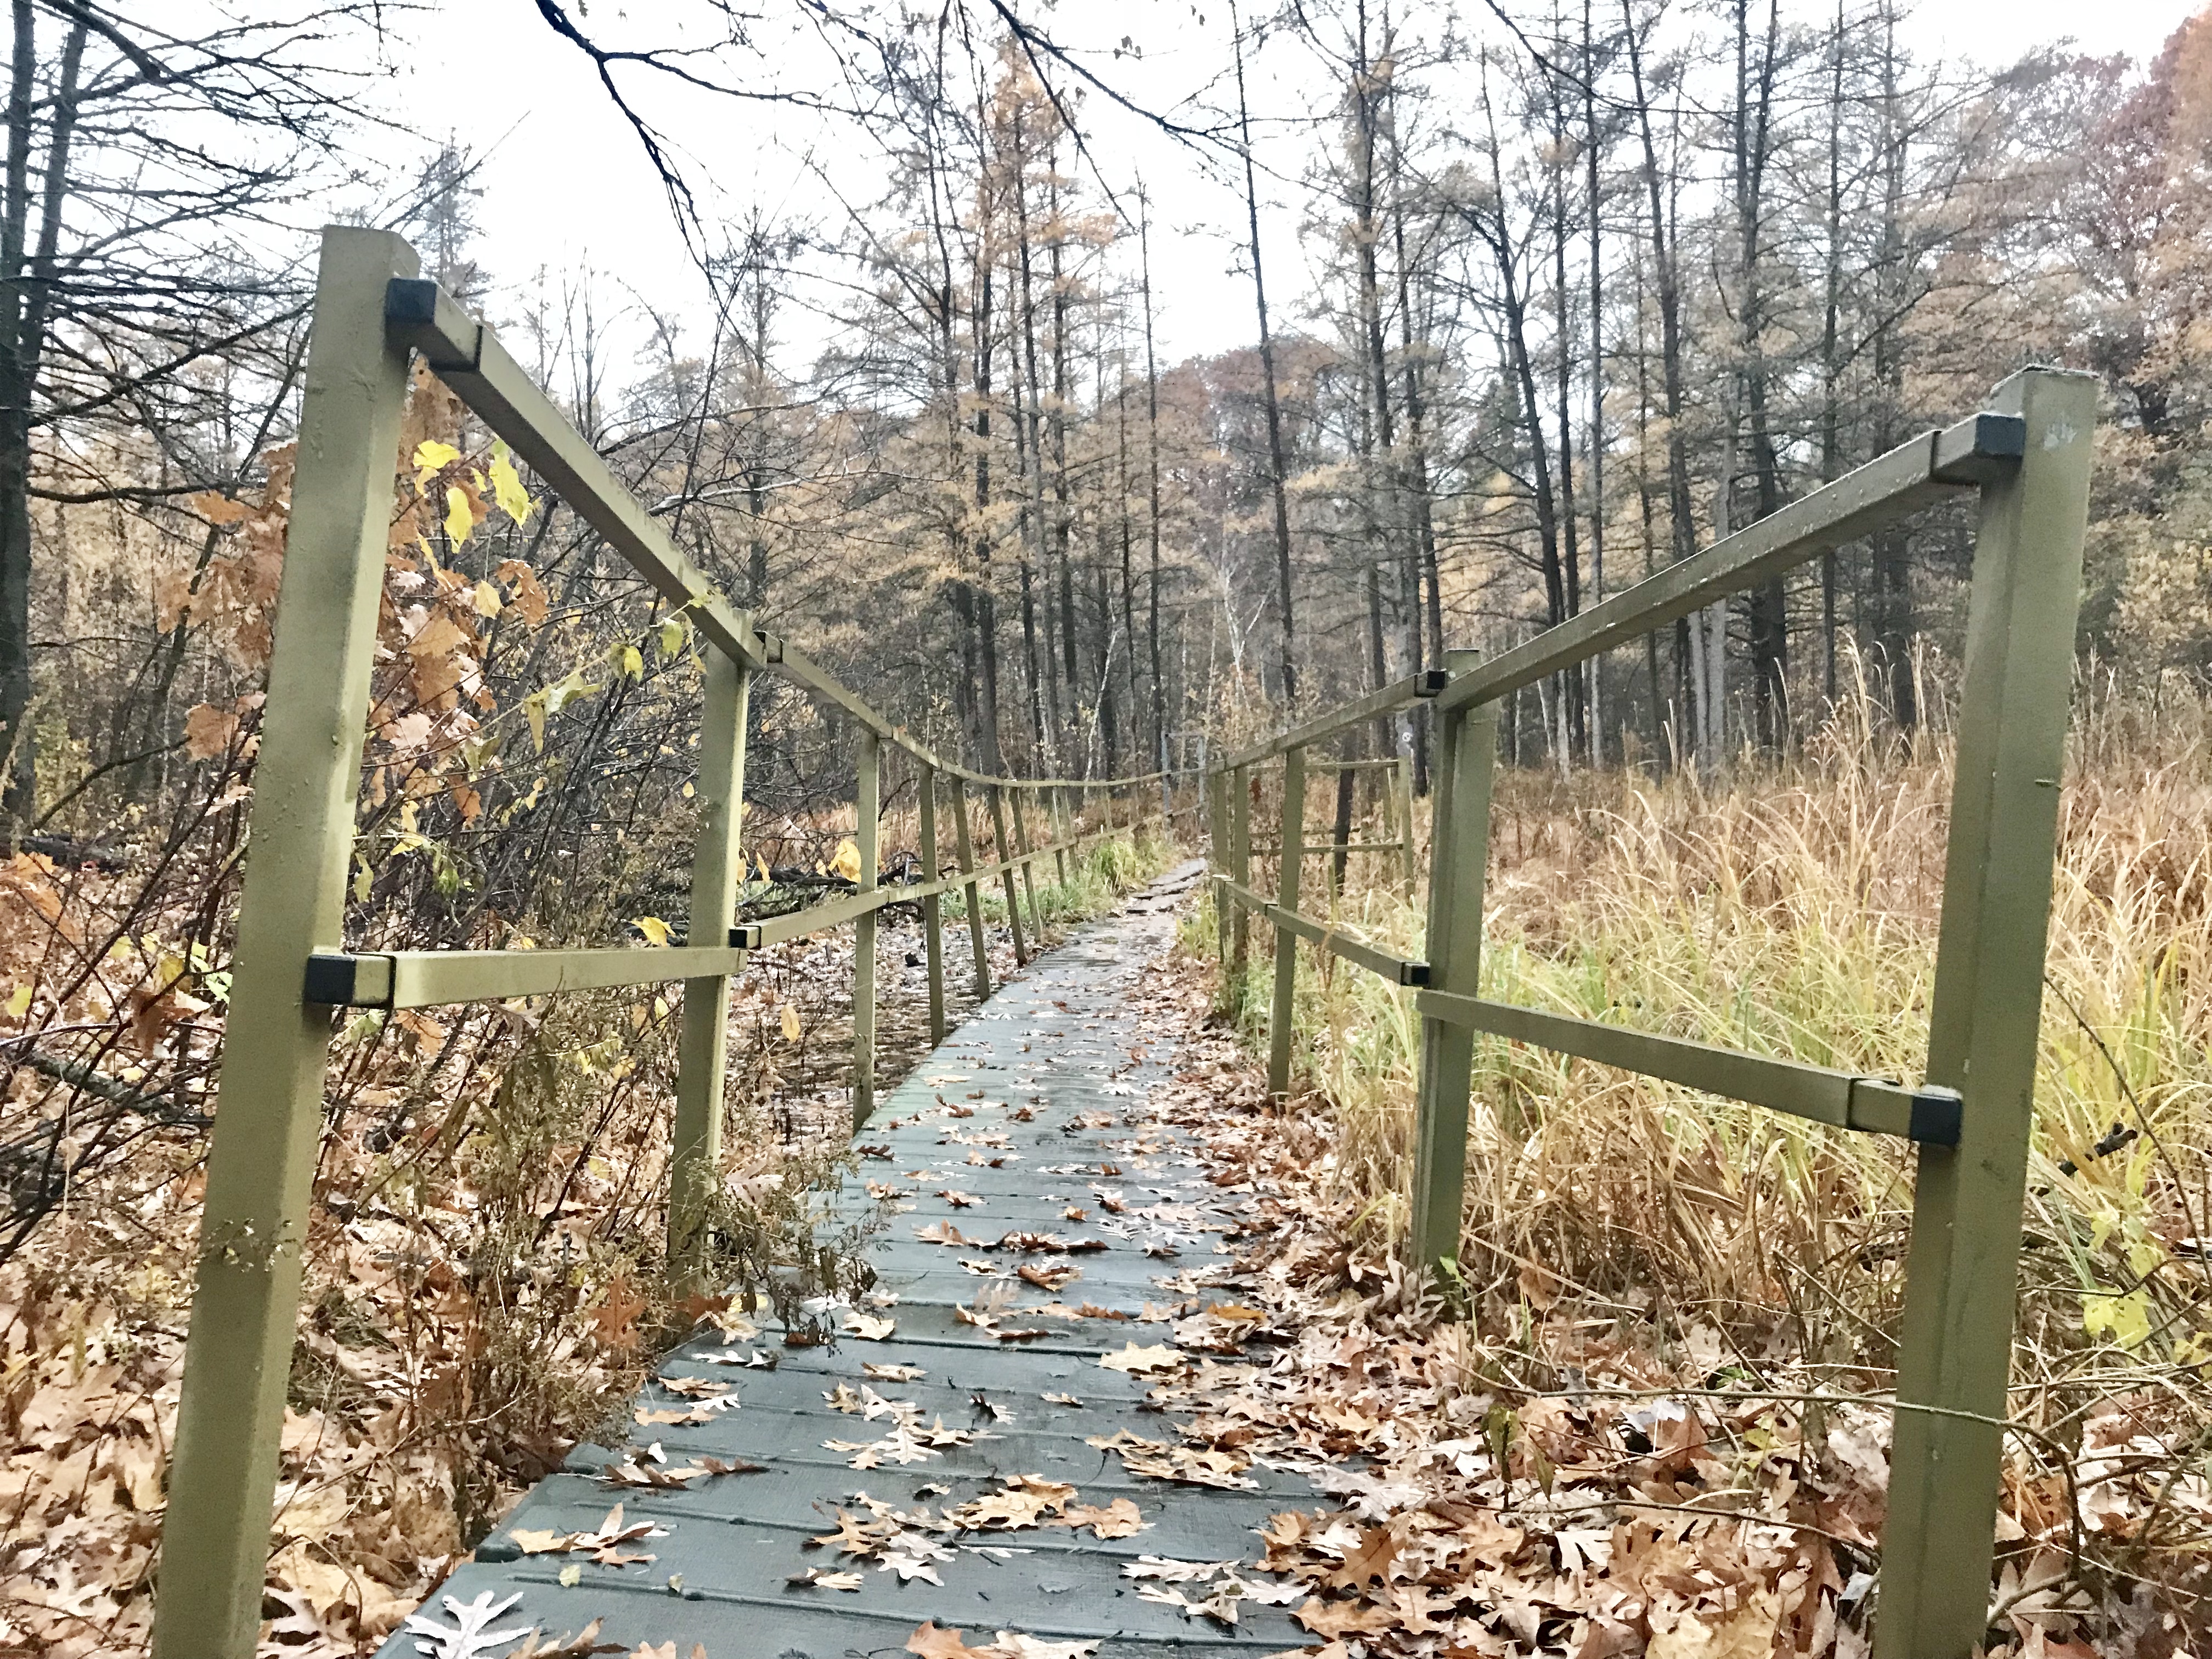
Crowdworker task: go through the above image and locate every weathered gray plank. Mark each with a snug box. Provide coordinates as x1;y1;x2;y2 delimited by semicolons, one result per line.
380;864;1308;1658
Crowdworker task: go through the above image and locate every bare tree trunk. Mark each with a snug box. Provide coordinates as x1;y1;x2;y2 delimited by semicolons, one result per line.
1583;0;1606;765
1233;2;1299;708
1548;63;1585;761
1387;62;1439;792
1735;0;1788;753
972;262;1004;772
1624;0;1697;764
1141;198;1166;775
0;0;42;825
1819;0;1845;711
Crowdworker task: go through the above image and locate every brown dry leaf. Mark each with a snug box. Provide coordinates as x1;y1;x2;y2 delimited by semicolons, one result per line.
1321;1525;1400;1592
1294;1596;1398;1638
183;701;242;760
788;1566;865;1590
591;1282;646;1350
511;1622;625;1657
1099;1342;1183;1375
906;1623;1001;1659
1060;1497;1144;1539
1646;1592;1785;1659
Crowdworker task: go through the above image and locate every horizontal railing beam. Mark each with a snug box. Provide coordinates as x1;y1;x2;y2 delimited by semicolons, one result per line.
386;279;771;674
1215;876;1429;987
1432;413;2022;716
1216;670;1446;771
307;943;754;1009
305;819;1150;1008
1414;988;1961;1143
387;276;1173;797
1247;839;1407;855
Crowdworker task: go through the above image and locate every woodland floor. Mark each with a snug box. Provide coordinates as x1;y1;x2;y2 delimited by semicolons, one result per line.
375;854;2196;1659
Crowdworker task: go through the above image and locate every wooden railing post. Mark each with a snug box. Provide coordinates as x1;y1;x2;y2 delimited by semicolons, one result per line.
987;782;1028;964
1206;770;1230;966
1395;751;1417;896
1875;368;2096;1659
1409;652;1497;1277
918;763;945;1045
1051;783;1070;884
951;777;991;1000
154;228;419;1659
851;731;880;1126
670;647;751;1281
1228;764;1252;1001
1009;784;1044;941
1266;746;1306;1102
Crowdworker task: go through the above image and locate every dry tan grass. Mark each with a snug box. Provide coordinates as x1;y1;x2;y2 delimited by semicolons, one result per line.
1193;678;2212;1613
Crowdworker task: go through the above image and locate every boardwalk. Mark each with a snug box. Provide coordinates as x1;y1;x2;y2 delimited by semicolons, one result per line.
383;862;1312;1657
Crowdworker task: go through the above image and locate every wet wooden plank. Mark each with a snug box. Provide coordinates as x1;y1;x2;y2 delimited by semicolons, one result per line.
380;862;1310;1657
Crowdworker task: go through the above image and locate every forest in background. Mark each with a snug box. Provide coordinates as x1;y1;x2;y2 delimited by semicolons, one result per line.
0;0;2209;1653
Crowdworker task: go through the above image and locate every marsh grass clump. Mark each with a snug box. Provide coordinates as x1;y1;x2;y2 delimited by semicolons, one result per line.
1193;683;2212;1620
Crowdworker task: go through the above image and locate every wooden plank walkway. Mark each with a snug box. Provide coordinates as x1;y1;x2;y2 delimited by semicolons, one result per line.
382;861;1314;1657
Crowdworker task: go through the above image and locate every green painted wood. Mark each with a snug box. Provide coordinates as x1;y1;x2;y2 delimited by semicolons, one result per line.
1430;411;2024;718
919;764;946;1046
1876;369;2097;1659
1228;766;1251;998
1265;747;1305;1102
154;227;421;1659
1008;784;1044;943
987;784;1028;965
1409;652;1495;1276
853;731;881;1128
672;653;752;1280
952;778;991;1002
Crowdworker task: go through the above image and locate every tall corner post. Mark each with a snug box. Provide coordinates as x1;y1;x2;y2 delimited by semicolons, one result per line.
670;647;752;1279
1265;746;1306;1103
918;764;946;1045
1409;653;1497;1279
153;227;420;1659
987;782;1028;964
851;731;881;1126
1875;368;2097;1658
951;777;991;1001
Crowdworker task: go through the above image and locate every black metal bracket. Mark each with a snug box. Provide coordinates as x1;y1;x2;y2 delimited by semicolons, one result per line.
303;951;394;1009
1907;1086;1964;1147
1931;413;2026;484
385;278;483;372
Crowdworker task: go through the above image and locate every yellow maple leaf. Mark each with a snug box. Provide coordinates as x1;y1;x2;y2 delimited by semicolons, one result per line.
634;916;674;947
489;439;534;523
830;838;862;884
411;439;461;483
443;484;473;546
472;579;502;617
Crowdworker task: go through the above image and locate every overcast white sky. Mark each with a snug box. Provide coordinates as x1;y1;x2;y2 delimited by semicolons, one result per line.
371;0;2193;376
